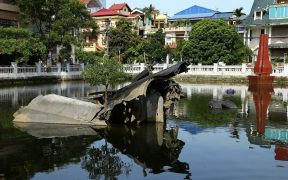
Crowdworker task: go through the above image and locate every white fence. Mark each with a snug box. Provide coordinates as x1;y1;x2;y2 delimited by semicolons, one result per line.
123;63;288;77
0;63;84;80
1;62;288;80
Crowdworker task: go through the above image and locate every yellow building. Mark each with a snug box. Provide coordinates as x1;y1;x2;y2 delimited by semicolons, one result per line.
83;3;142;52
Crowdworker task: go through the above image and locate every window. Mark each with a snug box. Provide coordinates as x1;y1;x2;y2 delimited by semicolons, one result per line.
269;6;288;19
250;30;253;41
255;10;262;20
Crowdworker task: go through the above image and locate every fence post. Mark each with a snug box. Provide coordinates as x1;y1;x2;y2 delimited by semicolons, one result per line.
57;63;61;73
188;64;193;73
163;63;168;69
11;62;18;75
241;63;247;73
283;64;288;75
140;63;145;72
213;63;218;73
35;62;41;73
80;63;85;70
66;63;70;72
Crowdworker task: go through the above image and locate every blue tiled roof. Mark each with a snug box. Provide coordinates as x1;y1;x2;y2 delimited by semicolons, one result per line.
212;12;233;20
175;5;215;15
169;12;215;20
168;5;233;21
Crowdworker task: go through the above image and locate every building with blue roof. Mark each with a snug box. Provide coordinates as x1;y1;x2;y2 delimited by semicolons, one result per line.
169;5;233;23
165;5;235;48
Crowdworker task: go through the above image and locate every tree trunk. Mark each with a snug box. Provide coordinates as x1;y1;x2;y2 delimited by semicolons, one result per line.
104;84;108;109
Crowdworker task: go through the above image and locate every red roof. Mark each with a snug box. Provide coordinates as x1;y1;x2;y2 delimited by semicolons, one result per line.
127;13;141;18
109;3;131;11
90;8;127;17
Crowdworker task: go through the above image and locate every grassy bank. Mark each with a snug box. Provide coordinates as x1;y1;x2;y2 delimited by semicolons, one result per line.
175;75;288;87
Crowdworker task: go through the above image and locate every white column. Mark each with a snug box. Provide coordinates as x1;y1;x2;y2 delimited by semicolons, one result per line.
140;63;145;71
166;54;170;64
66;63;70;72
11;62;18;75
71;45;76;64
57;63;61;73
241;63;247;73
268;26;272;45
244;26;247;45
213;63;218;73
247;27;250;46
35;62;41;73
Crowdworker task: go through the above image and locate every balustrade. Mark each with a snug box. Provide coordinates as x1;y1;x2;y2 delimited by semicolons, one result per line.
2;62;288;79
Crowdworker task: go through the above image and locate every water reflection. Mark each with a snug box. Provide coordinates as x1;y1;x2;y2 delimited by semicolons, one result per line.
1;82;288;179
102;123;191;177
82;142;133;179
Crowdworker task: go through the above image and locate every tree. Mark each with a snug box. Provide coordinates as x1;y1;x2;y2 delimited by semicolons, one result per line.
15;0;97;62
182;19;249;65
233;7;246;24
170;39;185;61
108;18;141;62
0;27;46;63
75;49;104;64
142;4;159;26
233;7;246;18
124;29;168;64
82;57;127;107
142;4;159;19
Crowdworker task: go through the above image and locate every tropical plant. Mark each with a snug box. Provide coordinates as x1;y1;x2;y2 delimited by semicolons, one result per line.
233;7;246;18
142;4;159;26
0;27;46;63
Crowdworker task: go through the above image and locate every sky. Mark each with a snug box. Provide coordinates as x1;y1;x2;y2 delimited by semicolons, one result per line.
106;0;254;16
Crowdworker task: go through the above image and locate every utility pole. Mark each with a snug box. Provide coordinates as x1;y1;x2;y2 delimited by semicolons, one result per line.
104;18;111;58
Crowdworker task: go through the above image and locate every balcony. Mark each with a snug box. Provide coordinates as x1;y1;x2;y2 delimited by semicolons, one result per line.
0;2;19;12
165;26;192;33
269;4;288;19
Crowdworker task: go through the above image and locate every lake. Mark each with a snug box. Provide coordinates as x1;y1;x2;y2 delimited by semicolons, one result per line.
1;81;288;180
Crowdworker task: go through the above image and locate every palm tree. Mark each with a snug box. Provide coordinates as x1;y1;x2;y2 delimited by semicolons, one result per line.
233;7;246;17
233;7;246;24
142;4;159;26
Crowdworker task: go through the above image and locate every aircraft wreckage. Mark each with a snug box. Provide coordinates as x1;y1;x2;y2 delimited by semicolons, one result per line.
13;62;189;126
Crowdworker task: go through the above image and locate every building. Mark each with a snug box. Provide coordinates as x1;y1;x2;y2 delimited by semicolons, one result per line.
144;13;169;36
243;0;288;63
83;3;143;52
79;0;106;14
165;5;234;47
0;0;19;27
